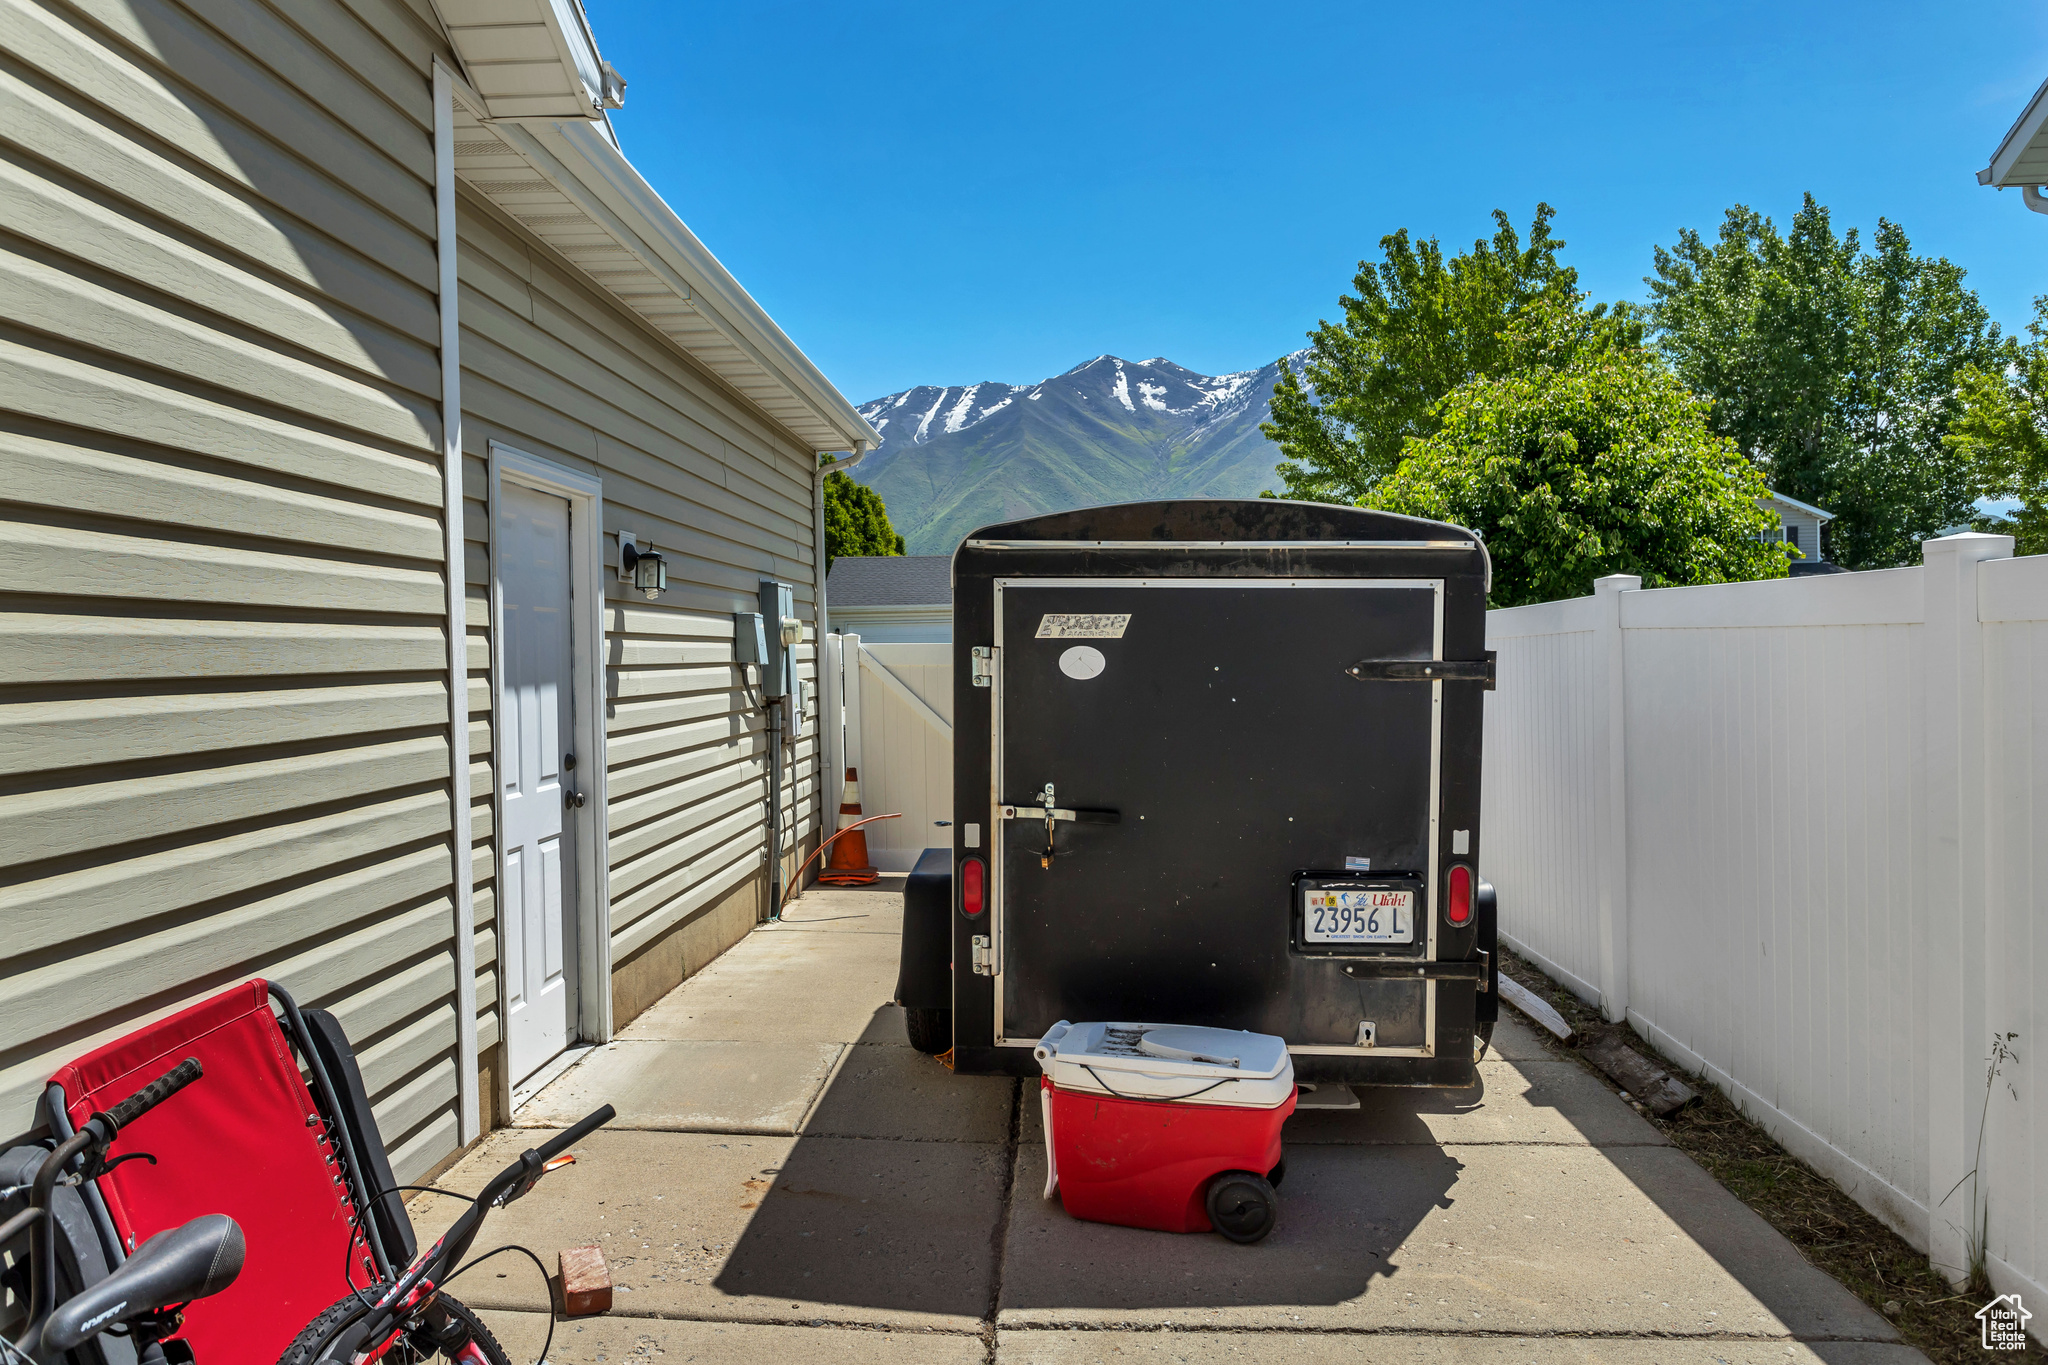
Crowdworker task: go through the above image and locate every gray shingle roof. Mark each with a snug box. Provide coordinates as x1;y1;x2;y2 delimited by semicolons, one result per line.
827;555;953;608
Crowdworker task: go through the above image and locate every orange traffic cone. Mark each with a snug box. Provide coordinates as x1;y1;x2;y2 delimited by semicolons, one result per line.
818;767;879;885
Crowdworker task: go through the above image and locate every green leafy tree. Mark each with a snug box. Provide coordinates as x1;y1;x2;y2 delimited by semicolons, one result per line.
1365;300;1785;607
1948;296;2048;556
1646;195;2008;569
1262;204;1639;502
821;466;905;571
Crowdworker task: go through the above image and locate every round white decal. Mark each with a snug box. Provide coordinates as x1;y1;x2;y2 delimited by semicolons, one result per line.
1058;645;1106;680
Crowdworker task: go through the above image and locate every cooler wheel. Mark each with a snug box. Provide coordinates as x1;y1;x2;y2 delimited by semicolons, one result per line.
1205;1170;1279;1244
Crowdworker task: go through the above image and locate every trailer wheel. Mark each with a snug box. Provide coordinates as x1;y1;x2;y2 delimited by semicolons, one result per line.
904;1006;951;1054
1205;1171;1279;1244
1474;1020;1495;1062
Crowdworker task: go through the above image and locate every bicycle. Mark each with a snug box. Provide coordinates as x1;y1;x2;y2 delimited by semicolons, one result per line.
277;1103;614;1365
2;1058;244;1364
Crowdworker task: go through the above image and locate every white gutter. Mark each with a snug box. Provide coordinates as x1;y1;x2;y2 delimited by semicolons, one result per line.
433;60;480;1147
511;119;878;453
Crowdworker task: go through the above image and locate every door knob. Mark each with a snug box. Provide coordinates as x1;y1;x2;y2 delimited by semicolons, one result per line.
565;790;586;809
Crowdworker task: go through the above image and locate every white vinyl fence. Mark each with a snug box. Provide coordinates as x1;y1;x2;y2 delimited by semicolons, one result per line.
1484;534;2046;1322
819;635;953;871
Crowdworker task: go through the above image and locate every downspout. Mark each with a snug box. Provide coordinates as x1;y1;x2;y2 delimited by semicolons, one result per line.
434;60;480;1147
2024;184;2048;215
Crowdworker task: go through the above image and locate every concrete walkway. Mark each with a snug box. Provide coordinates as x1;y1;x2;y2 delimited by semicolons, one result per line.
414;878;1921;1364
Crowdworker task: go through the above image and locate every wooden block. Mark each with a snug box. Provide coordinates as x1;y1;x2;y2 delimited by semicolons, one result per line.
1498;974;1574;1044
559;1245;611;1316
1581;1035;1698;1116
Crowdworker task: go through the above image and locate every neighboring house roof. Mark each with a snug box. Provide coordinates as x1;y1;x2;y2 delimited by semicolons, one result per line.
1762;488;1835;521
828;556;954;608
429;2;878;456
1979;75;2048;189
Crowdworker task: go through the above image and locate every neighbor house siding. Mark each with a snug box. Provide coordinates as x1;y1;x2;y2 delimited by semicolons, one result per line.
452;191;821;1085
0;0;466;1174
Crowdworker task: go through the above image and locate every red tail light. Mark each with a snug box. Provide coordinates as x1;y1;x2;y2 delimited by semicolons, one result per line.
1446;864;1472;926
961;857;985;917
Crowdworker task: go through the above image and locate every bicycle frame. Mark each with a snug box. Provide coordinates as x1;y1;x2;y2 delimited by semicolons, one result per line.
317;1104;613;1365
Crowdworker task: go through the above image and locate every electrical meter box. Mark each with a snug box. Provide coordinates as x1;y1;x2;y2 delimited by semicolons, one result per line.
898;499;1500;1088
758;579;794;697
733;611;767;669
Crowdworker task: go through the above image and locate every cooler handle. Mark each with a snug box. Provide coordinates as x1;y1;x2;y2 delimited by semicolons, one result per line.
1033;1021;1073;1067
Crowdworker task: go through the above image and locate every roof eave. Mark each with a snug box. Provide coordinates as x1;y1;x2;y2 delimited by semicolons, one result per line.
1981;74;2048;188
529;119;878;455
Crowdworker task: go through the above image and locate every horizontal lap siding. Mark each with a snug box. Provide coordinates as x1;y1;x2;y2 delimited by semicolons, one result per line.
0;0;464;1178
454;196;821;1047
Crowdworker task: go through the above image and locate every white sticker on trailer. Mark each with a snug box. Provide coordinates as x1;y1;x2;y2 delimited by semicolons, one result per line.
1035;613;1131;639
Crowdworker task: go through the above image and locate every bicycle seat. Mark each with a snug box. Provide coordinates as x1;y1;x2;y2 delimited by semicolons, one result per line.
41;1213;244;1354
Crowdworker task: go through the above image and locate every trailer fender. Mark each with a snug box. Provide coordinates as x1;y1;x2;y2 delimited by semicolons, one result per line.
897;847;953;1012
1475;880;1499;1026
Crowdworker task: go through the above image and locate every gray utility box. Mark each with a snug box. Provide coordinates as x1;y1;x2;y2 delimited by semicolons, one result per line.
894;499;1499;1087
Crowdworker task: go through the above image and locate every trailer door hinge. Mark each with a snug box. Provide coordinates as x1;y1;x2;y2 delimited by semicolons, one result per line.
971;934;993;975
970;646;995;687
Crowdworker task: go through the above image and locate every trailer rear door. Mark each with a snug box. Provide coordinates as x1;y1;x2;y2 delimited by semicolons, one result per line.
991;577;1444;1054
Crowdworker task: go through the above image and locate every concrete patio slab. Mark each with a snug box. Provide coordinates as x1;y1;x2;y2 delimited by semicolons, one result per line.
1490;1005;1571;1060
995;1331;1929;1365
802;1044;1017;1142
517;1039;842;1134
996;1141;1899;1340
1015;1057;1662;1149
1285;1059;1669;1147
416;1127;1009;1331
765;878;907;935
619;928;901;1044
482;1309;985;1364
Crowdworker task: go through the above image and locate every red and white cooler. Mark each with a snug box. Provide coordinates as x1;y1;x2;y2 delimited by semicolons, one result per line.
1035;1020;1297;1243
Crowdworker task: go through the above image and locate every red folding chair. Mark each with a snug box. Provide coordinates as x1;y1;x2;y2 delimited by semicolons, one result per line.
45;981;406;1365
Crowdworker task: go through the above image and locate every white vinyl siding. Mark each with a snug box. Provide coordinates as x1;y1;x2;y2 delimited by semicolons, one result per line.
0;0;463;1178
453;192;820;1067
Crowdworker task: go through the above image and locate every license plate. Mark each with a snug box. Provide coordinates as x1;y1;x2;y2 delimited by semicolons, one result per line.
1304;888;1414;943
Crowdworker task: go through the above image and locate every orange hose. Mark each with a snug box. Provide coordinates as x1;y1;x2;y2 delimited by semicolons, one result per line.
780;812;903;910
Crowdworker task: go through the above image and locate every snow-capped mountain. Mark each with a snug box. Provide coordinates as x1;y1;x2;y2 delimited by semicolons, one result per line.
849;353;1305;555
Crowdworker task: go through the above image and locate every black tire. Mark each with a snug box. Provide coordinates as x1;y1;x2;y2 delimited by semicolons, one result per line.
1266;1157;1287;1189
275;1287;511;1365
904;1006;951;1054
1205;1170;1279;1244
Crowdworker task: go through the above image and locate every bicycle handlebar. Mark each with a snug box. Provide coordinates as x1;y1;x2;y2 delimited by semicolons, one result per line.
100;1058;202;1135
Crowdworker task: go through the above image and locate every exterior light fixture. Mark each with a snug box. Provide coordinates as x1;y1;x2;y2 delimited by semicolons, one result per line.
618;531;666;600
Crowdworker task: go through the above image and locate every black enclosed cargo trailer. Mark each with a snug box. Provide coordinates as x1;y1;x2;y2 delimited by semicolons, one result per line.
894;499;1499;1087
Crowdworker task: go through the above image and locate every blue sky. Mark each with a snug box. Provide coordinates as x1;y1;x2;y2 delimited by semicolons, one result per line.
593;1;2048;407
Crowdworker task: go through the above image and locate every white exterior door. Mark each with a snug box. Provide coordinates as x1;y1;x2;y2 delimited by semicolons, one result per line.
499;481;578;1085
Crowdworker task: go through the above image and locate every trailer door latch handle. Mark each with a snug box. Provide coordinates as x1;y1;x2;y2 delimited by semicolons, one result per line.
1345;652;1496;689
1000;783;1120;867
971;935;993;975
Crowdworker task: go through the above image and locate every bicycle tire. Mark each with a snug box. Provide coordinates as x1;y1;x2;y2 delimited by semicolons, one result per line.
275;1287;512;1365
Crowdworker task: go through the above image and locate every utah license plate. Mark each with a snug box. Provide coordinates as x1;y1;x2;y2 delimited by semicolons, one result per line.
1304;888;1414;943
